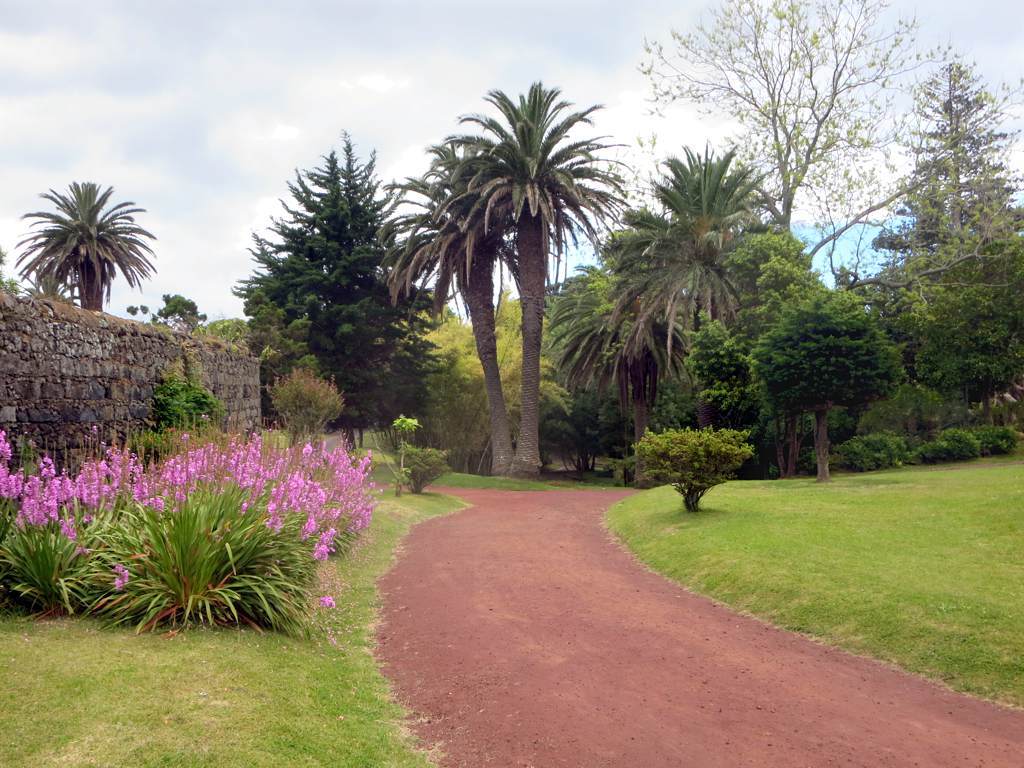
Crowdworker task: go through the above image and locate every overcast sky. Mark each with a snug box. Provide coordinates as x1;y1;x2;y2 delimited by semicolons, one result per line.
1;0;1022;319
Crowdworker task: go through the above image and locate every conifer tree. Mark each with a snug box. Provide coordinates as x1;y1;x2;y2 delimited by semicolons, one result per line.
235;135;435;434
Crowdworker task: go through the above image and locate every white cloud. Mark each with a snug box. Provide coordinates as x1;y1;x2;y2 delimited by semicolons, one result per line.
1;0;1022;319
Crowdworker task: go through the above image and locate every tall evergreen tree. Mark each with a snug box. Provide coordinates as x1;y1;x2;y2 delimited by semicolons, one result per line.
235;135;435;434
872;59;1021;283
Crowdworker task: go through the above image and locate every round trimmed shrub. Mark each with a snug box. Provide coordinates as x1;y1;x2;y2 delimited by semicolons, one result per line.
636;428;754;512
270;369;345;445
404;446;449;494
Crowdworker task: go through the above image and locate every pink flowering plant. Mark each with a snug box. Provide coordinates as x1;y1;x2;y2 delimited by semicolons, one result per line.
0;429;375;632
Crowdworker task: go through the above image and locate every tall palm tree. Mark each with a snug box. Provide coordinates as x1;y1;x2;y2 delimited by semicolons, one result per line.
613;147;757;342
548;267;686;485
612;147;756;427
17;182;156;311
382;144;517;475
452;82;625;475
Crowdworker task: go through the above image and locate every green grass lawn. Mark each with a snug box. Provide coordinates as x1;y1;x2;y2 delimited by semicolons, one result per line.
0;490;463;767
607;458;1024;706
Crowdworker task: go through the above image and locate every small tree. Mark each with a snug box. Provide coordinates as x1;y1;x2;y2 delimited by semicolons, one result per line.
269;369;344;445
636;428;753;512
753;292;901;482
404;446;449;494
391;415;420;496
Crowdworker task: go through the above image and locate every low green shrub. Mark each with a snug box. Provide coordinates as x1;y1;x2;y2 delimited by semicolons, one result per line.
915;428;982;464
636;428;754;512
971;426;1019;456
403;446;449;494
270;369;345;445
836;433;909;472
151;375;224;430
90;487;317;634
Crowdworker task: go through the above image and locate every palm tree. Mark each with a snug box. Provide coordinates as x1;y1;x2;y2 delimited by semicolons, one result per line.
548;267;685;485
27;272;78;304
613;147;756;337
612;147;756;427
382;144;517;475
452;82;625;475
17;182;156;311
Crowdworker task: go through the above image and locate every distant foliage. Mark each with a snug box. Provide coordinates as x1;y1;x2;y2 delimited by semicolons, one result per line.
915;428;982;464
151;376;225;431
636;428;753;512
836;433;909;472
270;369;344;445
856;384;961;440
403;446;449;494
971;426;1019;456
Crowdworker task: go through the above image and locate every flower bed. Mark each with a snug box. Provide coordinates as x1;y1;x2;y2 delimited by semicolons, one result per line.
0;430;374;633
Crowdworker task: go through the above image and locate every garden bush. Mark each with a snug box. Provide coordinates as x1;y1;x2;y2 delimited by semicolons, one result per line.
90;487;317;634
270;368;345;445
151;375;224;430
971;425;1019;456
636;428;754;512
403;446;448;494
0;513;94;615
836;433;909;472
0;429;375;632
915;428;982;464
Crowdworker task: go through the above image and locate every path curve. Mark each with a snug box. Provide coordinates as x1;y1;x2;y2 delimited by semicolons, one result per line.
377;488;1024;767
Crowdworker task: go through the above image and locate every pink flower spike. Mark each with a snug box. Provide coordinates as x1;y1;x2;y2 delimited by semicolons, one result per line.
319;596;335;608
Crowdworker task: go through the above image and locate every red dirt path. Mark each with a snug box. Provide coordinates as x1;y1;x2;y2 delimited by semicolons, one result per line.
377;488;1024;767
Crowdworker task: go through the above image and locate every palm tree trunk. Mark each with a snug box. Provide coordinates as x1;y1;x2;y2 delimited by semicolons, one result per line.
511;214;547;476
633;394;650;487
464;255;515;476
77;263;104;311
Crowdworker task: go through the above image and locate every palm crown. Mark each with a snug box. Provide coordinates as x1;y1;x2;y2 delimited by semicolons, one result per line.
451;82;624;258
17;182;155;311
612;147;756;342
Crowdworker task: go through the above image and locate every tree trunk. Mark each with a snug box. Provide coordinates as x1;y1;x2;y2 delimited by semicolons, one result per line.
511;214;547;477
696;398;718;429
814;408;831;483
982;383;994;425
778;413;801;479
77;263;104;311
464;254;515;476
633;394;650;487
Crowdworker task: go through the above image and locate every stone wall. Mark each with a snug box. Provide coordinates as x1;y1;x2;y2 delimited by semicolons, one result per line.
0;291;260;465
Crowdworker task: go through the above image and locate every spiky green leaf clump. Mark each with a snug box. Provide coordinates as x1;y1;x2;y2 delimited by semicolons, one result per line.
0;518;94;614
89;488;318;635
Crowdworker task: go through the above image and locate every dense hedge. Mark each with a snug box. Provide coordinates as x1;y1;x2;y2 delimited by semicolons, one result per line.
836;433;909;472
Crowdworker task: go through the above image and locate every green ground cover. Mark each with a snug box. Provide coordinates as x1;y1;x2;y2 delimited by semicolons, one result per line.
0;491;462;767
607;458;1024;706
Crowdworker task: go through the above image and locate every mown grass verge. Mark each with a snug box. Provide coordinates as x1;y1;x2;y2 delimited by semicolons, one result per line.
607;459;1024;706
0;490;463;767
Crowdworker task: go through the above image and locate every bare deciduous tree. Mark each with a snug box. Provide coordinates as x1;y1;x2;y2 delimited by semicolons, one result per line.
643;0;931;268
